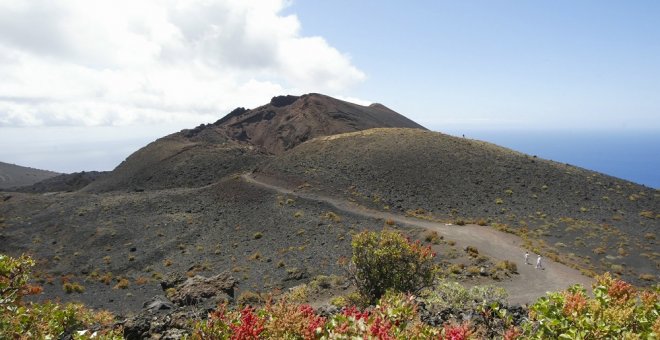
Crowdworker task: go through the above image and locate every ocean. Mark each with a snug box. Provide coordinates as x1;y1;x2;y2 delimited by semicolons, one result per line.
1;127;658;189
451;130;659;189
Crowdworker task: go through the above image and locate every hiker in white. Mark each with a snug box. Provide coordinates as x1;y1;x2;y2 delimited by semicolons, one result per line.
524;251;530;265
536;255;543;269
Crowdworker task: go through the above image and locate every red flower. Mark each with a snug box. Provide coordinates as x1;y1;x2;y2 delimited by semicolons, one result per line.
442;322;471;340
230;306;264;340
342;305;370;321
607;279;635;302
369;316;394;340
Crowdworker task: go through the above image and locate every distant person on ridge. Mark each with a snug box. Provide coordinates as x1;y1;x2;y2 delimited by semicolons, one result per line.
536;255;543;269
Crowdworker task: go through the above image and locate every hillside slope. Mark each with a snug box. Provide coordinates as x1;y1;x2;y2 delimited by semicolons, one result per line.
85;93;425;192
215;93;426;154
257;128;659;285
0;161;60;189
83;128;267;192
13;171;106;193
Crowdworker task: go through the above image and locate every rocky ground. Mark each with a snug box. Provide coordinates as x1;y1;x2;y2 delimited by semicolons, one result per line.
258;128;659;285
1;176;507;316
1;94;656;325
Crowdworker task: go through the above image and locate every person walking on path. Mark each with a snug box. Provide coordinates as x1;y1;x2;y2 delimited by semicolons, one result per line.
525;251;530;265
536;255;543;269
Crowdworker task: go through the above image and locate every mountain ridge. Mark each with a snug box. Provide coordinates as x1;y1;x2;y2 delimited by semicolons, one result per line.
0;161;60;189
83;93;426;192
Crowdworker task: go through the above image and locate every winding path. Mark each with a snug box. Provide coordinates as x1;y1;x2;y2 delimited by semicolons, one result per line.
242;172;594;305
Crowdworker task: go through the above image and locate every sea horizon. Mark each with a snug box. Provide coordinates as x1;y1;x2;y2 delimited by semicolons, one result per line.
444;129;659;189
1;126;658;189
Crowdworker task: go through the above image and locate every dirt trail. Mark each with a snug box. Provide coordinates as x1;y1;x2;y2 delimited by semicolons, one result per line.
242;173;594;305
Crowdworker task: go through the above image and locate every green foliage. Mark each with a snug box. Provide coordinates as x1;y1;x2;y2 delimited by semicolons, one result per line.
420;280;508;312
495;260;518;274
191;292;440;339
349;230;437;304
523;272;660;339
0;254;34;306
1;254;121;339
237;290;265;307
63;282;85;294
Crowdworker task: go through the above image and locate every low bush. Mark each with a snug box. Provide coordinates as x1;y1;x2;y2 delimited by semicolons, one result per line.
420;281;508;312
465;246;479;257
323;211;342;223
0;254;121;338
522;273;659;338
3;254;656;339
62;282;85;294
237;291;265;307
113;278;129;290
424;231;442;244
191;292;441;339
348;230;437;304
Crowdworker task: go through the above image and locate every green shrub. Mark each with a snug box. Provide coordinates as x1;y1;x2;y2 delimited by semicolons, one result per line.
113;278;129;290
0;254;34;306
286;284;311;302
237;290;264;307
420;281;508;311
465;246;479;257
424;231;442;244
0;254;121;338
62;282;85;294
191;292;439;339
323;211;342;223
523;273;659;338
348;230;437;303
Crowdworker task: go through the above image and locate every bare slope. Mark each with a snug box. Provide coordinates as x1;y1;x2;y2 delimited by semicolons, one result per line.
14;171;106;193
0;178;404;313
257;128;659;285
214;93;426;154
83;128;267;192
85;93;425;192
0;161;60;189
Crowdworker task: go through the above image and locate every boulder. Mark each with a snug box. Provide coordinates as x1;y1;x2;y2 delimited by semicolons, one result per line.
168;272;236;306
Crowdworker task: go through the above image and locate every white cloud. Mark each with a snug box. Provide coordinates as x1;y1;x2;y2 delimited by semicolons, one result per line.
0;0;365;127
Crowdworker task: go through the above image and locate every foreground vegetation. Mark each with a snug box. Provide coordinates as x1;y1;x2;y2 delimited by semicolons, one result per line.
0;254;122;339
1;230;658;339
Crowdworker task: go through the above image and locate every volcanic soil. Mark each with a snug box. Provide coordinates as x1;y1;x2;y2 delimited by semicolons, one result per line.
257;128;659;285
0;93;657;317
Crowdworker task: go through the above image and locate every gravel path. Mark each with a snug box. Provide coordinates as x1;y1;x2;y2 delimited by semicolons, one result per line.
242;172;594;305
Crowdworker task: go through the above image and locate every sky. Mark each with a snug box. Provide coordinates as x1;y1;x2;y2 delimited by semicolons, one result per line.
0;0;658;185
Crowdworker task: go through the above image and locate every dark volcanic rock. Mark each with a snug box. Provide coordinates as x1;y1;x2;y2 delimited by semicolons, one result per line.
14;171;106;193
169;273;236;306
270;95;300;107
214;93;426;154
144;296;175;311
123;307;195;340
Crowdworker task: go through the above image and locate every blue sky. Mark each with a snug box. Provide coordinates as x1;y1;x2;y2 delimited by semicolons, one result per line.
0;0;658;186
287;1;660;131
